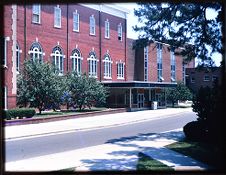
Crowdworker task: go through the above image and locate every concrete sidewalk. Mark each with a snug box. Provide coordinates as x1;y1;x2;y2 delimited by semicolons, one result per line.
5;108;192;140
5;128;210;171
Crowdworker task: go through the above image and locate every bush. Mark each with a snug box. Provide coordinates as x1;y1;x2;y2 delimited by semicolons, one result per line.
183;121;208;142
4;108;36;120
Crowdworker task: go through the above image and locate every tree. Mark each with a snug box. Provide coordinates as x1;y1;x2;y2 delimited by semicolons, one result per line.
133;3;222;66
66;72;108;111
166;81;192;107
17;59;64;114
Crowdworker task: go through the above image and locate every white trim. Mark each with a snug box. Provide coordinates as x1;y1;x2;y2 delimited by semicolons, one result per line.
4;86;8;110
32;4;41;24
105;19;110;39
54;6;61;28
73;11;79;32
80;4;129;19
4;37;10;67
89;15;95;35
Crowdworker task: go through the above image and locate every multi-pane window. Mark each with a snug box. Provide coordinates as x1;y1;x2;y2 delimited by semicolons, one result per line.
71;49;82;74
73;11;79;32
105;19;110;38
3;86;7;110
88;52;97;77
28;42;44;62
191;77;195;83
54;5;61;28
103;54;112;79
3;37;10;67
144;46;148;81
170;49;176;82
90;15;95;35
157;43;163;82
118;23;122;41
117;62;125;79
51;46;64;74
32;4;41;24
203;75;210;81
16;44;20;71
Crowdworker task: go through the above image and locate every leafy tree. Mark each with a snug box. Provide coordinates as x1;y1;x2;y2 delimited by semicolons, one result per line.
133;3;222;66
166;81;192;107
17;59;64;114
66;72;108;111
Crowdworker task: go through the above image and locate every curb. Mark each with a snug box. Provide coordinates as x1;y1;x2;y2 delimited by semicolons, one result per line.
4;108;127;126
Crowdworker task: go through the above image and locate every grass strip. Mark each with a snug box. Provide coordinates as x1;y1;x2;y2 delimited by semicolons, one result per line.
137;152;174;171
165;140;224;169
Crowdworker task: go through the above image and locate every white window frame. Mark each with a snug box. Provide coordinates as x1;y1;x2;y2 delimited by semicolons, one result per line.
118;23;122;41
28;42;44;62
73;11;79;32
144;46;148;81
88;52;98;78
157;43;163;82
103;54;112;79
4;86;8;110
16;43;22;72
90;15;95;35
51;46;65;75
117;61;125;80
182;63;186;84
32;4;41;24
170;50;176;82
54;5;61;28
3;37;10;68
105;19;110;39
70;49;83;74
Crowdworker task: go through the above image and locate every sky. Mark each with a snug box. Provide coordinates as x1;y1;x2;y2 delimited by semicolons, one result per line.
116;3;222;67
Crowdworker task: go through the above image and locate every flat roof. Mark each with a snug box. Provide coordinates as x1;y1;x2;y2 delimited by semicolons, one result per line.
102;81;177;88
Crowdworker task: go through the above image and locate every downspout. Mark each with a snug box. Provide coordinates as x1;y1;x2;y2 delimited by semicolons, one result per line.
66;4;69;72
124;17;127;81
99;5;102;82
24;4;26;60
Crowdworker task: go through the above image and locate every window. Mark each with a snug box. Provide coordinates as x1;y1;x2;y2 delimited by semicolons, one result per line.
51;46;64;74
203;75;210;81
90;15;95;35
71;49;82;74
170;49;176;82
73;11;79;32
191;77;195;83
212;75;218;82
182;63;186;84
54;5;61;28
3;37;10;67
16;43;20;71
88;51;98;77
28;42;44;62
3;86;7;110
103;54;112;79
105;19;110;38
32;4;41;24
117;62;125;79
157;43;163;82
144;46;148;81
118;23;122;41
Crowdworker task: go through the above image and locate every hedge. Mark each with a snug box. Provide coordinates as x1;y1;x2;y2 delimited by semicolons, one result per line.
4;108;36;120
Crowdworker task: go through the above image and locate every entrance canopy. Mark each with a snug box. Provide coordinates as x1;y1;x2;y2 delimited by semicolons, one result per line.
102;81;177;88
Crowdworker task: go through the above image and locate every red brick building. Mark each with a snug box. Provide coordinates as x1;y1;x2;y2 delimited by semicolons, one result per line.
2;4;128;110
2;4;195;111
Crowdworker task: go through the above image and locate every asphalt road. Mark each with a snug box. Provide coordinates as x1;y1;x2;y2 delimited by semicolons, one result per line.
5;111;197;162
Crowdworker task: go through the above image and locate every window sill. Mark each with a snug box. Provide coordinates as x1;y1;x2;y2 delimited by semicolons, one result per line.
54;26;62;29
32;21;41;25
104;76;112;79
117;77;124;80
89;33;96;36
2;65;8;69
73;30;79;33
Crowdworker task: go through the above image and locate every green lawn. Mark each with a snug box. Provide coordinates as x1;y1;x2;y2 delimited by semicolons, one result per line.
166;140;224;169
137;152;174;171
34;107;108;118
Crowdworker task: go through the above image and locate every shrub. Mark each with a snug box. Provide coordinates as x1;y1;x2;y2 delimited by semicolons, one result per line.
183;121;208;142
4;108;36;120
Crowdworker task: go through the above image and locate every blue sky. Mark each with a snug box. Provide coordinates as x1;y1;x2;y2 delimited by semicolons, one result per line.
117;3;222;66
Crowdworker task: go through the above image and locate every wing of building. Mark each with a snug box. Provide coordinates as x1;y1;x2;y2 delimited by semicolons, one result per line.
2;4;195;111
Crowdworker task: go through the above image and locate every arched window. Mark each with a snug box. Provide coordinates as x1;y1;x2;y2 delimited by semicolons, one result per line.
103;54;112;79
87;51;98;77
16;43;20;71
51;46;65;74
28;42;44;62
71;49;82;74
